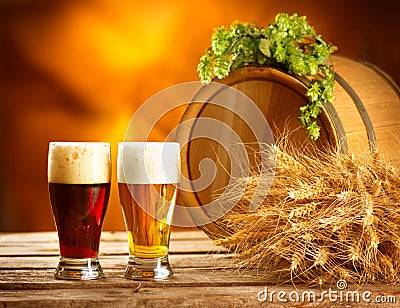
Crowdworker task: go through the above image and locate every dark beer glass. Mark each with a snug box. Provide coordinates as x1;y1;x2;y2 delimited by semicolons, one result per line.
48;142;111;280
117;142;180;280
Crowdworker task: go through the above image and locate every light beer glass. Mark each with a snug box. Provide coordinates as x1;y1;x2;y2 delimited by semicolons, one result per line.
48;142;111;280
117;142;180;280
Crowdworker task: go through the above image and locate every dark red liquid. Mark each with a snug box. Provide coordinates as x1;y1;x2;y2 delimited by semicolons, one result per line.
49;183;110;259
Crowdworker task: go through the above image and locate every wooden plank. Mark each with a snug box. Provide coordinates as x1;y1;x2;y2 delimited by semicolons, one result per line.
0;232;59;243
0;241;223;257
0;286;300;308
0;285;399;307
0;254;234;270
0;231;399;307
0;268;281;289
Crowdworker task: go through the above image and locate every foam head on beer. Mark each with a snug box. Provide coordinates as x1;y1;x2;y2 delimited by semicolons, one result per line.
117;142;181;184
48;142;111;184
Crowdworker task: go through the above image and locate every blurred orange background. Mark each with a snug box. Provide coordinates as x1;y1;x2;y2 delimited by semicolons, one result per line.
0;0;399;231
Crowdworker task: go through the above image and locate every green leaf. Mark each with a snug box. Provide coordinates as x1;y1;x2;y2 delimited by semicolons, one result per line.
213;54;231;79
307;121;321;140
307;81;321;102
259;38;271;57
198;13;337;140
211;27;231;54
197;54;213;84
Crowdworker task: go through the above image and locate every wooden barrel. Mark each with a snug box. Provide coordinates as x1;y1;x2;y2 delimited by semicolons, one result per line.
177;55;400;238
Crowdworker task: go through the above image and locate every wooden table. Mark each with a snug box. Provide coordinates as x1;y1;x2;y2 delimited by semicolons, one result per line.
1;230;399;307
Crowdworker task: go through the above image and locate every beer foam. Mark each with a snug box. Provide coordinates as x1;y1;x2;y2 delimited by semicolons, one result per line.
117;142;181;184
48;142;111;184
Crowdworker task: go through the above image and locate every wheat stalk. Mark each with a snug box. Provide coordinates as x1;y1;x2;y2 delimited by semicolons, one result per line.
213;140;400;286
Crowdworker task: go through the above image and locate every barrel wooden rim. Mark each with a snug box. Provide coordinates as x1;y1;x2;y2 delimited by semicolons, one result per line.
211;66;342;152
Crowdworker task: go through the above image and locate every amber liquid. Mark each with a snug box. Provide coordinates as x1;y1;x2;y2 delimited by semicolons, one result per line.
118;183;178;259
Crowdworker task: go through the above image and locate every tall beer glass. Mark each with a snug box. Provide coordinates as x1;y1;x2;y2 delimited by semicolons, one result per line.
117;142;180;280
48;142;111;280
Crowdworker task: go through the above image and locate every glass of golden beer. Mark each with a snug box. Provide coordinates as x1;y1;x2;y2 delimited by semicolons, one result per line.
48;142;111;280
117;142;180;280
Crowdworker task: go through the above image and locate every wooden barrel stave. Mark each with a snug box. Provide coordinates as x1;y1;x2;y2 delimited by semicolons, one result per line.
333;56;400;164
177;55;400;237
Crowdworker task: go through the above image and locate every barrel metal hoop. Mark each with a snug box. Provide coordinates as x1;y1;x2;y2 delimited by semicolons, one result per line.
323;100;349;154
334;72;377;154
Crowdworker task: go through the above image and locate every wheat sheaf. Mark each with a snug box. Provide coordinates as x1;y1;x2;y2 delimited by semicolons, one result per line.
213;139;400;286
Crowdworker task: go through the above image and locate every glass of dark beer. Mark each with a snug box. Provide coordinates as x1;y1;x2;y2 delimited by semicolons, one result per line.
117;142;180;280
48;142;111;280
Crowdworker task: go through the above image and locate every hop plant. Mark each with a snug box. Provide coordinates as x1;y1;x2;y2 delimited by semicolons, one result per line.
197;13;337;140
